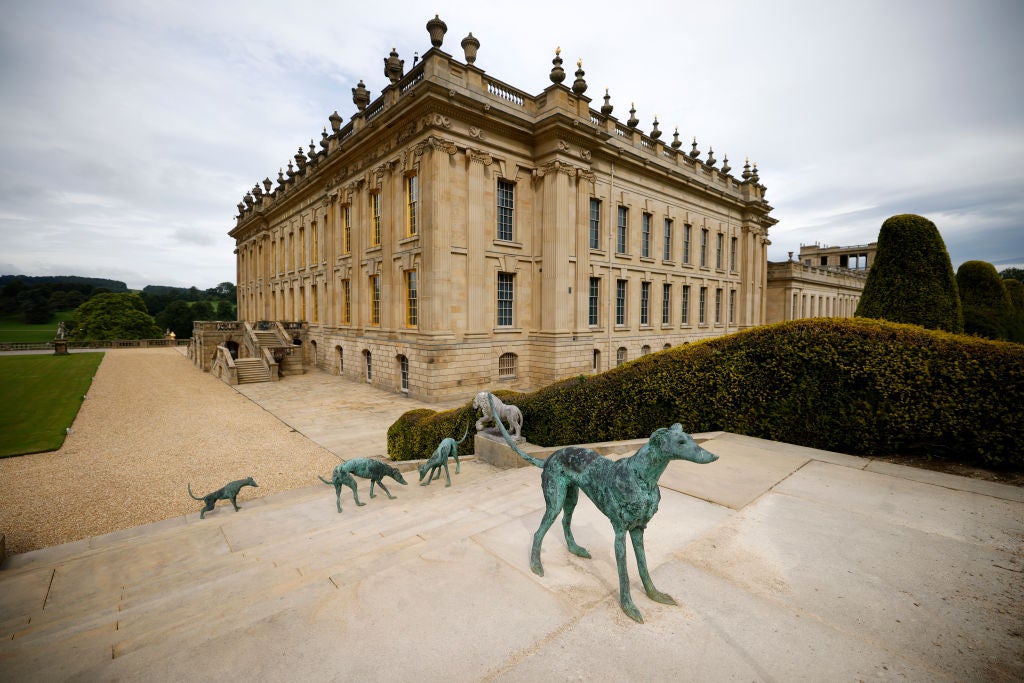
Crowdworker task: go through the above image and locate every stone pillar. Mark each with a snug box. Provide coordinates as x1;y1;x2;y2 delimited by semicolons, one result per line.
538;160;575;334
420;137;457;339
465;149;490;337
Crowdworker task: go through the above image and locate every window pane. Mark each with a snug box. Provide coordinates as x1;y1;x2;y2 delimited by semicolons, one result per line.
589;199;601;250
497;180;514;241
497;272;514;326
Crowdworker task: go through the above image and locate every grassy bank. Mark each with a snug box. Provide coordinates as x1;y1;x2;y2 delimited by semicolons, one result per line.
0;353;104;457
0;310;76;343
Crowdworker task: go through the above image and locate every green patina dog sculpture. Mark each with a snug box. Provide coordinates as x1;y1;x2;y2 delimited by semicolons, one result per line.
187;477;259;519
319;458;407;512
419;422;470;487
488;394;718;623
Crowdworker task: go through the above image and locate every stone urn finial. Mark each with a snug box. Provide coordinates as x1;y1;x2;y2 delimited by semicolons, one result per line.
627;103;639;128
671;127;682;149
427;14;447;48
320;127;329;149
751;162;760;184
742;158;752;180
550;47;565;84
461;32;480;64
244;191;254;208
277;168;285;186
384;48;404;84
329;110;342;133
706;147;716;167
572;58;587;95
352;80;370;111
650;115;661;139
721;155;731;175
690;137;701;159
263;177;273;193
601;88;613;116
295;147;307;172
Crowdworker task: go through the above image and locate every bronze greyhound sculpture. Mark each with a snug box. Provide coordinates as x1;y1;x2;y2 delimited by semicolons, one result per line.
187;477;258;519
488;394;718;623
419;422;470;487
319;458;407;512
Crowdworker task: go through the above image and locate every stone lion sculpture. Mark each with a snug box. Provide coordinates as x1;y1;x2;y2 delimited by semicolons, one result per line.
473;391;523;439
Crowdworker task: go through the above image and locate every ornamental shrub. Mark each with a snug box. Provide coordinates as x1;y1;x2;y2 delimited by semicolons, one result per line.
856;214;963;333
1003;278;1024;343
388;319;1024;468
957;260;1014;341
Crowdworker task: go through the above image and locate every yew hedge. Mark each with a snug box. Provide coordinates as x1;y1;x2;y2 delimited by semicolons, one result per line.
387;319;1023;469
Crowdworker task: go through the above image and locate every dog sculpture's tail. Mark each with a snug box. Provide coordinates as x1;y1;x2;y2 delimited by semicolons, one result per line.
487;393;544;468
186;483;203;501
456;420;471;445
317;475;333;486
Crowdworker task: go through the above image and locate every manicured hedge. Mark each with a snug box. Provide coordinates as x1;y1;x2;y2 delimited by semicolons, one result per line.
387;319;1023;469
386;390;520;462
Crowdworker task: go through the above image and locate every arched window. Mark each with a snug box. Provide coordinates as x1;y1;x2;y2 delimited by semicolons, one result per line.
641;345;650;356
498;352;517;379
663;343;671;350
335;346;343;374
616;347;627;367
592;349;601;372
398;354;409;391
363;350;372;382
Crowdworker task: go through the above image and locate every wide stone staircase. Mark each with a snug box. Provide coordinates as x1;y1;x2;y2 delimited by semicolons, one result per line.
234;357;272;384
0;460;550;681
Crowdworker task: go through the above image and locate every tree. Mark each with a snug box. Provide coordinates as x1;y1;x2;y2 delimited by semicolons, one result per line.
156;301;195;339
999;267;1024;283
855;214;963;332
957;261;1013;340
17;288;52;324
214;300;236;320
69;293;162;340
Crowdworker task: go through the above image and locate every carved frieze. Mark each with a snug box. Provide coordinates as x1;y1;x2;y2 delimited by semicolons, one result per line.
469;126;486;140
423;112;452;129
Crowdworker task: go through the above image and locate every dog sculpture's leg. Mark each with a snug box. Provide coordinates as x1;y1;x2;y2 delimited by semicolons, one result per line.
334;484;344;513
560;486;592;559
230;495;241;512
376;479;396;499
630;527;676;606
441;459;452;487
531;476;567;576
453;450;460;474
614;528;643;623
346;479;366;507
369;479;377;498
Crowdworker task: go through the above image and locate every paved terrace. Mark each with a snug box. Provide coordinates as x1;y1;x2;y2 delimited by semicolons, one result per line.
0;348;1022;681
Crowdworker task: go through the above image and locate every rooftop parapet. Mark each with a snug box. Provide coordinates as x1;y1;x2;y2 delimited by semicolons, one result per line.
233;15;770;228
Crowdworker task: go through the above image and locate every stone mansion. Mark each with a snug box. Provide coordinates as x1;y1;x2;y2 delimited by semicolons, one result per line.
222;15;780;400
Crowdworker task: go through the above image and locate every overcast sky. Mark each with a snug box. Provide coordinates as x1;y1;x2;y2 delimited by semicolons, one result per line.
1;0;1021;290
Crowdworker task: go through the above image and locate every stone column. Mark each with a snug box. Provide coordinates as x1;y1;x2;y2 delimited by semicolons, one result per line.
537;160;575;335
464;149;491;337
420;137;457;339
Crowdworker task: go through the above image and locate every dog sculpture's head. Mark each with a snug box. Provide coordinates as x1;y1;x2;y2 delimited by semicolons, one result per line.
651;424;718;464
386;465;408;485
245;477;259;487
417;462;429;481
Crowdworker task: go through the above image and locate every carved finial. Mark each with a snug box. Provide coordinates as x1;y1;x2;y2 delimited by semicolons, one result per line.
384;48;404;83
294;147;307;172
690;137;700;159
572;58;587;95
742;157;751;180
751;162;760;183
601;87;613;116
320;127;329;149
550;47;565;84
252;184;262;201
237;201;246;216
461;32;480;64
244;191;254;208
706;146;716;167
650;115;661;140
352;80;370;111
671;127;681;149
308;139;318;164
263;177;273;193
286;159;296;179
426;14;447;48
721;155;731;175
627;102;638;128
329;110;342;133
277;168;285;186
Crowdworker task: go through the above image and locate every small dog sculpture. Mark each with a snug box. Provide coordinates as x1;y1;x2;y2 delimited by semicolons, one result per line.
473;391;523;439
419;422;470;487
488;394;718;623
318;458;408;512
187;477;259;519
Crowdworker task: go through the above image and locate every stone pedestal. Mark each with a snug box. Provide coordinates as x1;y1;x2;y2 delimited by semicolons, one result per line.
474;431;548;469
53;340;69;355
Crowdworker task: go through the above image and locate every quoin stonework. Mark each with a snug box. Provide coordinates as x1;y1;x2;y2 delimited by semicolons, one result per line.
223;16;782;400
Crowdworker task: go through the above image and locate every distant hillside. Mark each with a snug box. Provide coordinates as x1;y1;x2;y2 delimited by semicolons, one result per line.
0;275;128;291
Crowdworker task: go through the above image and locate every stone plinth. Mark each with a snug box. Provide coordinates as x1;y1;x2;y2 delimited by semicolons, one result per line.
53;340;69;355
474;431;547;469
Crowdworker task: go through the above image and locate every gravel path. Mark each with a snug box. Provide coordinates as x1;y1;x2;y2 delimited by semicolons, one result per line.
0;349;339;555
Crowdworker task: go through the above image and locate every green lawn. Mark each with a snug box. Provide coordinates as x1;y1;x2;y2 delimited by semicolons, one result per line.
0;310;76;343
0;353;104;457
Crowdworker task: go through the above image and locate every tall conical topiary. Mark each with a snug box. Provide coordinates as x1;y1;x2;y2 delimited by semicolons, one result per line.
957;260;1013;340
1003;278;1024;343
855;214;963;332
